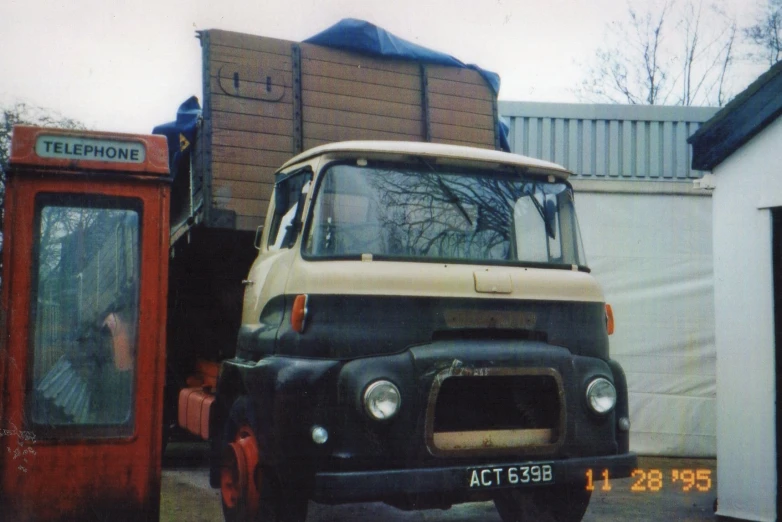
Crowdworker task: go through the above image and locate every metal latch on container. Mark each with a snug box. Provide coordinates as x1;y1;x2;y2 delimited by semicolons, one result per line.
473;270;512;294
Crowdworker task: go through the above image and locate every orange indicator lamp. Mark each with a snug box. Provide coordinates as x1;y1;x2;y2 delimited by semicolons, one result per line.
291;294;309;333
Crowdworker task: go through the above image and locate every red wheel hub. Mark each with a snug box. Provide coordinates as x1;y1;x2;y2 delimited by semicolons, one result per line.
221;424;261;517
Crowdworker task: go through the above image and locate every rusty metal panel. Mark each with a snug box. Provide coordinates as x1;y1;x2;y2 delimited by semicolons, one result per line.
500;102;718;181
433;429;553;450
1;172;170;522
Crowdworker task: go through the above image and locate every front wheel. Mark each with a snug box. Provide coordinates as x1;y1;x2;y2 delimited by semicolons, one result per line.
494;485;591;522
220;398;308;522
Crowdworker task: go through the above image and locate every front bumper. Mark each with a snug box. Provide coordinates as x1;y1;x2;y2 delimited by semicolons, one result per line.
312;452;637;503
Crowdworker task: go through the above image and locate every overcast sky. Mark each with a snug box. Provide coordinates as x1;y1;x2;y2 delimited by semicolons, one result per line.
0;0;766;134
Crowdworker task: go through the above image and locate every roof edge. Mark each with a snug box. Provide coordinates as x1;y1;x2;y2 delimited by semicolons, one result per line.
689;60;782;171
277;141;571;178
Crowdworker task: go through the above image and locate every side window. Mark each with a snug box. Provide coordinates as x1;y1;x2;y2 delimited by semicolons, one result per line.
513;193;561;263
267;172;311;250
268;203;298;251
29;195;140;437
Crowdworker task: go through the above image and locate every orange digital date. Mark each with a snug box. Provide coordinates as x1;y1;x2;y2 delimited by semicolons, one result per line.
585;468;713;492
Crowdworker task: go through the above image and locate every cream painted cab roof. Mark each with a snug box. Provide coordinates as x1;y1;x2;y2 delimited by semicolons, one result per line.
278;141;572;179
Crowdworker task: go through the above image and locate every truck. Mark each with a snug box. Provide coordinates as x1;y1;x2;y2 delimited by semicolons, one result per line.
0;19;636;522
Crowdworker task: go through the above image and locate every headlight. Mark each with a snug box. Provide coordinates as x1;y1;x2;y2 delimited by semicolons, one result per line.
363;380;401;420
586;377;617;415
311;425;329;445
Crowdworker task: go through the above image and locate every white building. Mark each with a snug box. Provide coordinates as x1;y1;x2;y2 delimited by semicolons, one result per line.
689;61;782;522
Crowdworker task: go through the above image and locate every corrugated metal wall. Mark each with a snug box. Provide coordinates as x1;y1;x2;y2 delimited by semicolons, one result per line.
499;102;718;180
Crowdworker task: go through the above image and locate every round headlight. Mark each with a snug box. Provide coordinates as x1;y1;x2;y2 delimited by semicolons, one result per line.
311;425;329;445
586;377;617;415
363;380;401;420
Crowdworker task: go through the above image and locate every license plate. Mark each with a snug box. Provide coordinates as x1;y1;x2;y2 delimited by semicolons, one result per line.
468;463;554;489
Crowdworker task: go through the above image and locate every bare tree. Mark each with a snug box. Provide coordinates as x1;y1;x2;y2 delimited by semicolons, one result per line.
744;0;782;66
679;1;738;106
1;102;86;174
0;102;85;212
577;0;739;106
0;103;86;282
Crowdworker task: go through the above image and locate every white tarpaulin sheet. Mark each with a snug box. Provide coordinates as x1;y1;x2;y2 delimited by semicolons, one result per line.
576;191;715;457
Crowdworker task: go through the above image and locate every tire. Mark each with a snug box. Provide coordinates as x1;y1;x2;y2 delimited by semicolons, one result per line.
494;485;591;522
220;397;308;522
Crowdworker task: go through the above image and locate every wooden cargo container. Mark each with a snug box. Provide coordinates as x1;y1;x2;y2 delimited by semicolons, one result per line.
195;29;500;232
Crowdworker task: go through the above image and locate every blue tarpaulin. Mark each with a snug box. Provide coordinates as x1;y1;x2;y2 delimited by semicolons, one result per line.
152;95;200;177
304;18;501;96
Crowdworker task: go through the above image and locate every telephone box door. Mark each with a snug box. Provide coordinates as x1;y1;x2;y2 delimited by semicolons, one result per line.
0;126;171;521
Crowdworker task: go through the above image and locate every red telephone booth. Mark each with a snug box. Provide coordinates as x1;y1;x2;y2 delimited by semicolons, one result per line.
0;126;171;521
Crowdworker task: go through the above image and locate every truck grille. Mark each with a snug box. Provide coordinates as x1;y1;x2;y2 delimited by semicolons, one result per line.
425;369;564;457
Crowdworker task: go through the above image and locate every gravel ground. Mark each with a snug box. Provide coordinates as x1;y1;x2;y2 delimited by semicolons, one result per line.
161;444;717;522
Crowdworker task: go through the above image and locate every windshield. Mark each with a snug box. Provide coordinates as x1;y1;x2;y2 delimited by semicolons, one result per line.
303;162;587;268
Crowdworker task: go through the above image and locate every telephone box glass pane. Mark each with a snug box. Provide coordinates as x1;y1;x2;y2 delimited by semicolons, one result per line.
29;195;141;438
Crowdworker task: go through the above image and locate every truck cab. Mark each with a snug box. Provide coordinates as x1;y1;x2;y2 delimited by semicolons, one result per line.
212;141;636;522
